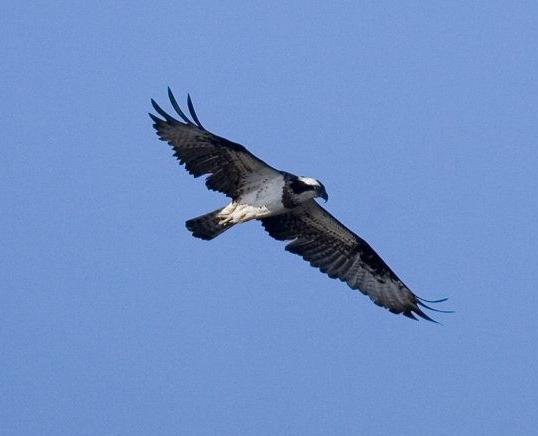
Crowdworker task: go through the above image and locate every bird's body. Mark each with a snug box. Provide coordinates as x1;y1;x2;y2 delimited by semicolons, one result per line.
217;173;287;224
185;171;326;239
219;174;325;223
150;89;449;321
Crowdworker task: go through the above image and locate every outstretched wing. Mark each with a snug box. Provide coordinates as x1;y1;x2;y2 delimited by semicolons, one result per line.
261;200;449;321
150;89;279;199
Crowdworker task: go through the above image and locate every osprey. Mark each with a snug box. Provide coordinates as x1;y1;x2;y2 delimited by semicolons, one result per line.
150;89;450;321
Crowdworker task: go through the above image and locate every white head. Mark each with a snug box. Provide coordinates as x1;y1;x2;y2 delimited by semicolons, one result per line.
297;176;321;187
292;176;328;202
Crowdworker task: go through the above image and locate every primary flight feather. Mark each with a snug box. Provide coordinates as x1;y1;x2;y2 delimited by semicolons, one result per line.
150;89;450;321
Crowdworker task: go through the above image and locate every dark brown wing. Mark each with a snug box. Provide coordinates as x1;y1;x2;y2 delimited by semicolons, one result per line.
261;200;449;321
150;89;279;199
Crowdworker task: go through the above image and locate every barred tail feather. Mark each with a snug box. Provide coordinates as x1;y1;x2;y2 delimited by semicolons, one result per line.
185;208;234;240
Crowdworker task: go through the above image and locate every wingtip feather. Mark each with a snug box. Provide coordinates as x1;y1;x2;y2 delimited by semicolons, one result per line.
417;300;454;314
403;311;418;321
187;93;205;129
417;296;449;303
168;88;192;124
151;99;176;123
412;306;440;324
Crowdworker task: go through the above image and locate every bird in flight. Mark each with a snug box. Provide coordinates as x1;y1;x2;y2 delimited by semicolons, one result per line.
150;89;450;321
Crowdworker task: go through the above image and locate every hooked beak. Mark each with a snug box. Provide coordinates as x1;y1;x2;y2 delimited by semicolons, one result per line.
319;188;328;202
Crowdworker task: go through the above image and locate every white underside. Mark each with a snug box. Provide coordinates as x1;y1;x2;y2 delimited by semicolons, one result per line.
217;202;272;225
217;173;288;225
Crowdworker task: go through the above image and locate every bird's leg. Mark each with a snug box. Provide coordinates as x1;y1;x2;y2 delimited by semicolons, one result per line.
217;203;267;225
217;202;239;225
230;204;248;223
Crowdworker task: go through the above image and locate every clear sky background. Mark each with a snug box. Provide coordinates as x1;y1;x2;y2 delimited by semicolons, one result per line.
3;2;538;435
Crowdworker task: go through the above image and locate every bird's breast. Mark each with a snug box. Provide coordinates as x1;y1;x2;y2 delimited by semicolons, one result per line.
237;174;288;216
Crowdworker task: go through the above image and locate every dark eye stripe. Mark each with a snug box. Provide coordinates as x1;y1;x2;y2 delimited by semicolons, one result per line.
291;179;316;194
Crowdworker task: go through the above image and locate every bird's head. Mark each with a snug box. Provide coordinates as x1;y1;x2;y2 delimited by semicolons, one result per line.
295;176;329;202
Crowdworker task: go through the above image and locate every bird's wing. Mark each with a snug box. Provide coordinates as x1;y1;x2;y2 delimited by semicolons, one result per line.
150;89;279;199
261;200;448;321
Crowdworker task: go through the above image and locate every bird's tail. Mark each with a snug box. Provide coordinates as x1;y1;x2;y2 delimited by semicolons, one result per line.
185;208;235;240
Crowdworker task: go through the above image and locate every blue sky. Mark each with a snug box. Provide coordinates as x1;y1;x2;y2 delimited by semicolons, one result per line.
3;1;537;435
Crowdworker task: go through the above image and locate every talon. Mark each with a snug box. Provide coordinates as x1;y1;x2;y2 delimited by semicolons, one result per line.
219;216;232;225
